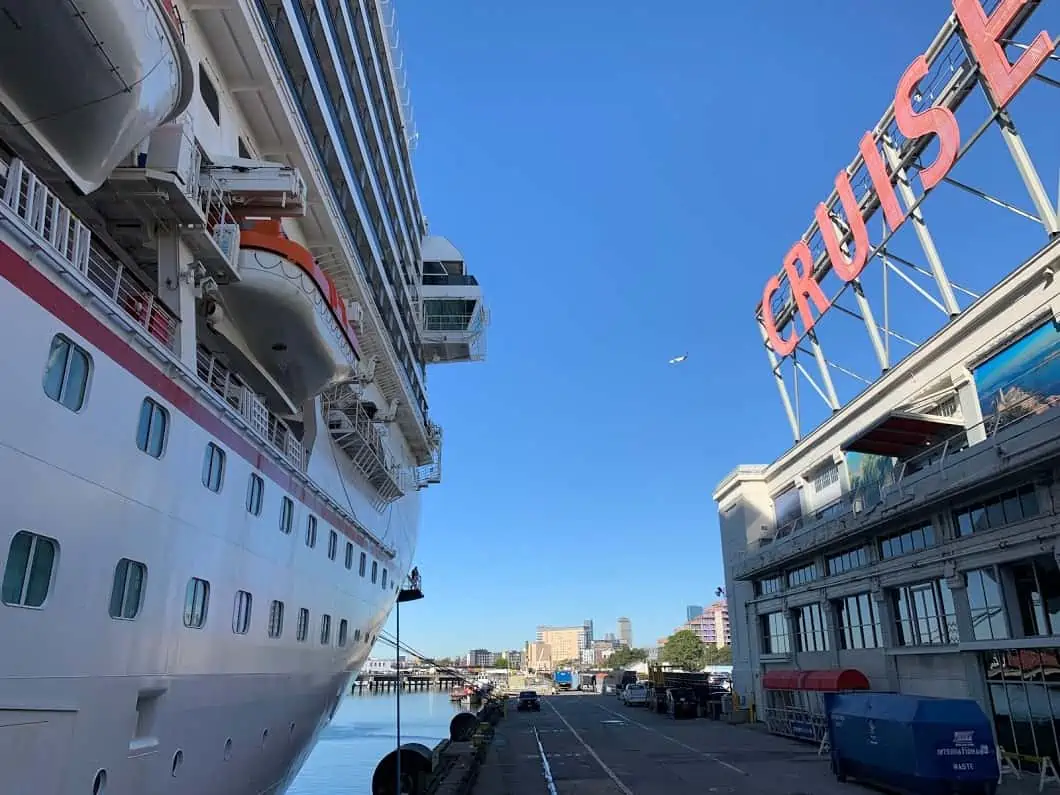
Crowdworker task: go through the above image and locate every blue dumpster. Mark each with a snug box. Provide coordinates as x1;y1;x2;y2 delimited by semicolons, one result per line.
824;692;999;795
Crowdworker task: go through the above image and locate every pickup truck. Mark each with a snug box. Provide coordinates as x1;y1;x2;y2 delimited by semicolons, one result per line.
621;683;648;707
516;690;541;712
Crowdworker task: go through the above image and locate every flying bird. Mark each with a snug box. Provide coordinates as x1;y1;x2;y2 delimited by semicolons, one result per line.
668;353;688;365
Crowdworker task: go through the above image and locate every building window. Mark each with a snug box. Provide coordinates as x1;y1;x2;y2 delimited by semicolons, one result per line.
879;521;935;560
761;611;790;654
43;334;91;412
109;558;146;620
953;485;1040;537
354;628;362;642
344;541;353;570
834;593;881;649
2;531;58;607
328;530;338;561
1010;556;1060;637
199;63;220;125
756;576;782;596
812;465;839;492
280;497;294;534
787;563;818;588
183;577;210;628
827;546;869;576
966;567;1008;641
268;600;284;638
338;619;349;646
320;614;332;645
382;569;388;590
296;607;309;642
893;579;956;646
135;398;169;458
305;515;318;548
233;590;253;634
359;552;367;576
247;474;264;516
371;560;378;584
794;603;829;652
202;443;225;492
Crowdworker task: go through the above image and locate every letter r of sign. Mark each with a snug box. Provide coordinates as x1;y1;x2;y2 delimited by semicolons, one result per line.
954;0;1055;108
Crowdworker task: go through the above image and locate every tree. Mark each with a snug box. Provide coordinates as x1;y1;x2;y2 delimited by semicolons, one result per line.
661;630;706;671
494;656;508;669
608;646;649;668
703;645;732;665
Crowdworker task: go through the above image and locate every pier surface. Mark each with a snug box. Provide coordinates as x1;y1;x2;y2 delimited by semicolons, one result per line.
474;692;904;795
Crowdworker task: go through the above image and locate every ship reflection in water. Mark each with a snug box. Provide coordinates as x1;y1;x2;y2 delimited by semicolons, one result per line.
289;690;468;795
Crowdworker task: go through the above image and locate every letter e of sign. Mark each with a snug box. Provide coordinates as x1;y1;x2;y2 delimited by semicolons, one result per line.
954;0;1055;109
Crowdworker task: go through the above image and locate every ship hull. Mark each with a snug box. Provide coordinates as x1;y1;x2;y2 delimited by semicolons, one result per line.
0;223;417;793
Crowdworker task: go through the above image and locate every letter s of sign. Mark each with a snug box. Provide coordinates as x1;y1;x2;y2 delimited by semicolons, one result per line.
954;0;1054;109
894;56;960;191
813;171;870;283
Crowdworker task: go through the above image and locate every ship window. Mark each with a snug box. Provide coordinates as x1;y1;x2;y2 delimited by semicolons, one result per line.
247;474;264;516
344;541;353;570
381;569;388;590
43;334;91;412
268;600;284;638
371;560;378;584
201;443;225;492
328;530;338;561
238;136;252;159
108;558;146;620
305;515;317;548
198;63;220;125
338;619;348;646
296;607;309;642
354;628;361;641
135;398;169;458
280;497;294;534
233;590;252;634
2;531;58;608
359;552;367;576
320;613;332;645
183;577;209;628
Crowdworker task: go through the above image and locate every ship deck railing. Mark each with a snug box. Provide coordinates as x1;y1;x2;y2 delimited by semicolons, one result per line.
0;158;180;351
196;347;307;473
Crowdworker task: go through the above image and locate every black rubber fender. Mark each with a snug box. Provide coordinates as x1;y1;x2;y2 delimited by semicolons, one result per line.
450;711;480;741
372;743;434;795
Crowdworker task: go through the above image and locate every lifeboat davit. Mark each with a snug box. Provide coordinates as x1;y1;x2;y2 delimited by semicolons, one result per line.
0;0;193;194
220;221;359;408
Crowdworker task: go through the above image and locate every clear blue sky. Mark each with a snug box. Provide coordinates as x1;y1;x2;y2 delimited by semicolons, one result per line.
383;0;1060;656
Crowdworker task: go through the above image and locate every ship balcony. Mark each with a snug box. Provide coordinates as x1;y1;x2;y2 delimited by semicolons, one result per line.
414;422;443;490
420;279;488;364
0;0;193;195
323;388;407;508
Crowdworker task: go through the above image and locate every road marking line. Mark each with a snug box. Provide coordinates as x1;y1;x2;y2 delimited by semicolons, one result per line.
595;703;748;775
545;699;635;795
531;724;559;795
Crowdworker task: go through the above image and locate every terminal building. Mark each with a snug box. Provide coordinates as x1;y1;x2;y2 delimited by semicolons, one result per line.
713;0;1060;769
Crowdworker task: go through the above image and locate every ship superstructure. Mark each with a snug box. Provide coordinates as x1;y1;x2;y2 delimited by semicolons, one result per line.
0;1;487;793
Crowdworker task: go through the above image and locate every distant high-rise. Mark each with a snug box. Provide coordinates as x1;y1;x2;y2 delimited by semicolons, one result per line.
583;619;594;649
686;605;704;622
617;617;632;647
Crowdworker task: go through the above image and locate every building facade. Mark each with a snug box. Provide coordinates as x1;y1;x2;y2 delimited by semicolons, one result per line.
506;649;525;670
617;617;632;647
536;625;588;663
526;641;552;672
673;601;730;648
464;649;495;668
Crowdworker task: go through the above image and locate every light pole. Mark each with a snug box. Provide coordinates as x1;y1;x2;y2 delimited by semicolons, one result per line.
395;569;423;795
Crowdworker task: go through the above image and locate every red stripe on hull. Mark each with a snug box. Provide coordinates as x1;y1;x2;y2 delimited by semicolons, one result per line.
0;239;392;559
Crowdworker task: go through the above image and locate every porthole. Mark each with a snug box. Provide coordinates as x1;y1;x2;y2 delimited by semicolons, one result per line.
261;728;269;749
171;749;184;777
224;738;233;761
92;769;107;795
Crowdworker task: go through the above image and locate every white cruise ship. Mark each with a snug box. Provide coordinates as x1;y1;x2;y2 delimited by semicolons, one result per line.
0;1;487;794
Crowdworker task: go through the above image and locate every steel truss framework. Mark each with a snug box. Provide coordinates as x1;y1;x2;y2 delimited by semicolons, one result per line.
758;0;1060;442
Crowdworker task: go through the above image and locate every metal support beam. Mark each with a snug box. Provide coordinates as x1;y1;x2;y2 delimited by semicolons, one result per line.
760;321;799;441
807;331;840;411
993;106;1060;236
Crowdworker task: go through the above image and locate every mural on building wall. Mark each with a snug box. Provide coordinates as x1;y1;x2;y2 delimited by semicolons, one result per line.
772;488;802;535
974;319;1060;427
845;452;897;512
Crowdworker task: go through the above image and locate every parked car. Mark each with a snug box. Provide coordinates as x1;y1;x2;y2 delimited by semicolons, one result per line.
516;690;541;711
622;683;648;707
666;687;698;719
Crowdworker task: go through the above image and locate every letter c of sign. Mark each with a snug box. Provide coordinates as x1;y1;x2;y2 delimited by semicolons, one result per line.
761;276;796;358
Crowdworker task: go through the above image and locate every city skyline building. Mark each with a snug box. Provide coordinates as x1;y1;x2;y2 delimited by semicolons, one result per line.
617;617;632;647
687;604;704;622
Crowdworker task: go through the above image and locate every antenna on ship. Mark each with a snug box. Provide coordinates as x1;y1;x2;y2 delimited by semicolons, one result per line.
394;568;424;794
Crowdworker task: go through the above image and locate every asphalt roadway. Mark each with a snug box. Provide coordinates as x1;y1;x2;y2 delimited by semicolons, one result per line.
475;691;866;795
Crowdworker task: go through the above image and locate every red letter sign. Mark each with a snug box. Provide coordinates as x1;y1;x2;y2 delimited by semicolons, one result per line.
814;170;871;283
954;0;1054;108
858;133;905;232
761;275;796;357
786;241;830;330
894;55;960;191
